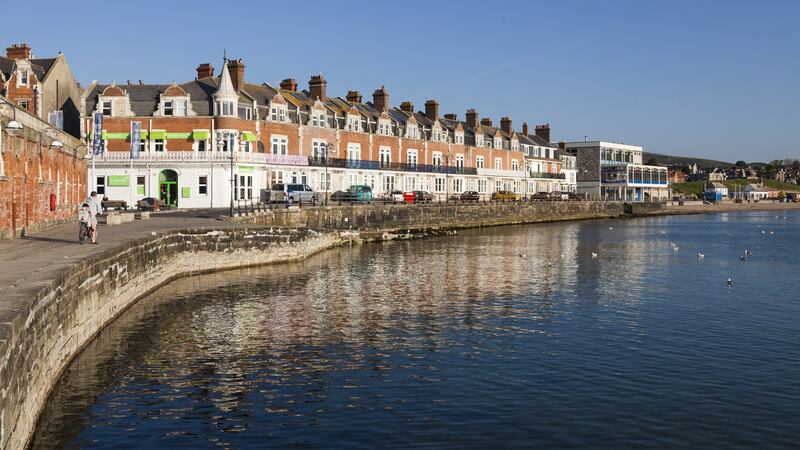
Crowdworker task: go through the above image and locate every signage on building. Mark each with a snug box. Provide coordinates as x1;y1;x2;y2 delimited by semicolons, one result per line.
263;154;309;166
130;121;141;159
91;112;103;155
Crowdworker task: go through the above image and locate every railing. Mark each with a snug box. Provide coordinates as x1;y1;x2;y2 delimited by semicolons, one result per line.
307;157;478;175
528;171;566;180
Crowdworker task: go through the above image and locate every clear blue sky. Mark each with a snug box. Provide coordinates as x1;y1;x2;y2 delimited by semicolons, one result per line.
7;0;799;162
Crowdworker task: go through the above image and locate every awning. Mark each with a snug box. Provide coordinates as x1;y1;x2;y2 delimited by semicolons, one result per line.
166;132;191;139
192;129;209;140
149;130;166;140
100;130;107;140
241;131;257;142
104;132;129;140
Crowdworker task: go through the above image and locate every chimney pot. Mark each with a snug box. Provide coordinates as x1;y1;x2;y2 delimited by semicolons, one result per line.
280;78;298;91
346;90;362;104
466;109;478;129
500;116;512;135
424;99;439;121
372;86;389;112
535;123;551;142
480;118;493;127
400;101;414;113
522;122;529;136
309;74;327;101
5;43;31;60
227;59;245;92
444;113;458;121
196;63;214;79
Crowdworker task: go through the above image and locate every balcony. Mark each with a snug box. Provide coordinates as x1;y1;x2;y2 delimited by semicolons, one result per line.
528;171;566;180
307;157;478;175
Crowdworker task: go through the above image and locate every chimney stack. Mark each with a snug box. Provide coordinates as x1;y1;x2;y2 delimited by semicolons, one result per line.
522;122;529;136
500;117;512;135
372;86;389;112
424;99;439;121
227;59;245;92
466;109;478;129
280;78;298;91
400;101;414;113
346;90;362;103
535;123;551;142
196;63;214;79
480;118;493;127
444;113;458;121
309;74;327;101
5;43;31;60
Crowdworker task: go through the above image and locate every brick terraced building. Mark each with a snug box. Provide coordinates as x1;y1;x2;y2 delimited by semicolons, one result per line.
81;57;574;208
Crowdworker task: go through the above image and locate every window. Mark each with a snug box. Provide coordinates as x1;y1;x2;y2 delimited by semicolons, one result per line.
318;172;331;191
455;154;464;169
197;139;207;152
312;140;327;159
406;149;418;166
271;136;288;154
96;176;106;195
383;175;395;192
379;146;391;167
511;140;519;151
271;106;287;122
136;176;146;195
20;70;28;85
154;139;164;152
238;106;252;120
476;135;484;147
176;100;187;116
455;133;464;145
17;100;29;110
347;143;361;161
139;139;147;153
435;177;445;192
453;178;463;193
495;138;502;149
432;152;442;167
404;176;416;191
199;176;208;195
311;112;326;127
242;141;251;153
478;179;487;193
406;125;419;140
378;120;391;135
476;156;484;169
495;158;502;170
486;138;493;148
102;101;112;116
346;115;361;132
235;175;253;200
512;160;519;171
164;101;173;116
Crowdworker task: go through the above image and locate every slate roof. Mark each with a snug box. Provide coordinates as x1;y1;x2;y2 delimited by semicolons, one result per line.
0;56;58;81
84;78;219;116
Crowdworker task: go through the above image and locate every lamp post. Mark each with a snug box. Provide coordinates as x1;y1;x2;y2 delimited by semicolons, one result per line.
324;148;330;206
0;97;24;138
220;133;234;217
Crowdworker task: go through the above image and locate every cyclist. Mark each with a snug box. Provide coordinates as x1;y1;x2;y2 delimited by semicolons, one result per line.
83;191;102;244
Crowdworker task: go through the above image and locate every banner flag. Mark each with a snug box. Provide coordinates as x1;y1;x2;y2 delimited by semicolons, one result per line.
91;112;104;155
130;121;141;159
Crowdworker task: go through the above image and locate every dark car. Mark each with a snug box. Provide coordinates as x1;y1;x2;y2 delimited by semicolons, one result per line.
460;191;480;202
137;197;166;211
530;192;552;201
413;190;433;203
330;190;353;202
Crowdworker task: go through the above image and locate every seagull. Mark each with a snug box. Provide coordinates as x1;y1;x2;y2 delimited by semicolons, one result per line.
591;252;598;259
518;253;527;258
770;231;774;235
727;277;734;286
745;249;752;256
659;230;666;235
740;255;747;261
698;252;704;259
548;261;554;267
761;230;766;234
672;245;680;252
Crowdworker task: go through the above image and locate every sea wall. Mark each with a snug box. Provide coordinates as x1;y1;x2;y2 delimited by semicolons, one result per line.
0;228;343;450
230;201;647;230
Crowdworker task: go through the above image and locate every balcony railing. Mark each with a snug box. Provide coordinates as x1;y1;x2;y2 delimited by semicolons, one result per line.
528;171;566;180
307;157;478;175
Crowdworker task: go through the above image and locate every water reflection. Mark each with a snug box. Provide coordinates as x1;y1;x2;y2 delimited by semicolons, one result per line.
32;212;800;449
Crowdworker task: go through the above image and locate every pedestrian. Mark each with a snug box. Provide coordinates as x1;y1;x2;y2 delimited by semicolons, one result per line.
85;191;103;244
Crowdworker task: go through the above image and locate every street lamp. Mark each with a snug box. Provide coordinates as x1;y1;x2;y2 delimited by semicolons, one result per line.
324;146;334;206
219;133;235;217
0;97;24;138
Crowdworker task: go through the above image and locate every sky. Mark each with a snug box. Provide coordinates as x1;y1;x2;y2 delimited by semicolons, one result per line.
5;0;799;162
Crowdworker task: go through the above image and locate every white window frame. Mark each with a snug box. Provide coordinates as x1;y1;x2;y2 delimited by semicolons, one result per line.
198;175;208;195
102;101;112;116
476;156;484;169
406;149;418;166
347;143;361;161
455;154;464;169
312;140;327;159
163;100;173;116
19;70;28;85
432;152;442;167
271;135;288;155
379;146;391;165
494;158;502;170
435;177;445;193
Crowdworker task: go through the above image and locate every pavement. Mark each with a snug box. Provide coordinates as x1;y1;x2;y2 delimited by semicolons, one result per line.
0;209;236;312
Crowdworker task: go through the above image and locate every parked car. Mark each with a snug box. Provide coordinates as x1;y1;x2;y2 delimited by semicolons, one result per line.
137;197;166;211
413;190;433;203
459;191;480;202
346;185;373;202
330;190;353;202
530;192;552;201
491;190;521;201
267;183;319;204
382;190;405;202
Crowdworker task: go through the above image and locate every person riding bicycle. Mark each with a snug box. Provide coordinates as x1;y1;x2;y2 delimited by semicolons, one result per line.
82;191;102;244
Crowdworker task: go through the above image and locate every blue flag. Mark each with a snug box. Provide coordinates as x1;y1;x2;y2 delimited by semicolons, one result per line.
130;121;141;159
91;112;104;155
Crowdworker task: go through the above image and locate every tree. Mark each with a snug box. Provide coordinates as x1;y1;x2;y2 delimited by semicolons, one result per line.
735;160;746;168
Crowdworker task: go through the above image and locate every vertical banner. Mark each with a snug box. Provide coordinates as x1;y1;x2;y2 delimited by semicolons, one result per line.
91;112;104;155
130;121;141;159
48;111;64;129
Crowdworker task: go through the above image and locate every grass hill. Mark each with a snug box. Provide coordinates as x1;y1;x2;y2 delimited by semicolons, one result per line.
643;152;732;169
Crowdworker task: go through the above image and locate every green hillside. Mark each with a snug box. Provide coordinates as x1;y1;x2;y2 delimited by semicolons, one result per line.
643;152;732;169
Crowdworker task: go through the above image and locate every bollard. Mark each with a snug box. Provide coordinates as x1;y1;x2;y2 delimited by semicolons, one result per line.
107;212;122;225
121;212;135;223
140;211;150;220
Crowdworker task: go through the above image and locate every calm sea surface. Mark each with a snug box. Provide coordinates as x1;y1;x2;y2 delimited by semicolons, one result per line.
31;211;800;449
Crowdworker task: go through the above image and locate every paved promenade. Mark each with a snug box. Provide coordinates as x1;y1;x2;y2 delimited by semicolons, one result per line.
0;209;234;312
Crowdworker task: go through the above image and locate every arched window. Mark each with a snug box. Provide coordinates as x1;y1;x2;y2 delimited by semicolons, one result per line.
291;171;298;183
301;172;308;184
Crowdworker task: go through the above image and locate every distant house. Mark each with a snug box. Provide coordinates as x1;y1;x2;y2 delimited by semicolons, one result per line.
704;181;728;202
668;170;686;184
740;184;771;201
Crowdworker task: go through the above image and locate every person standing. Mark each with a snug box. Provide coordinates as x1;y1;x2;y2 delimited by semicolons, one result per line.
86;191;103;244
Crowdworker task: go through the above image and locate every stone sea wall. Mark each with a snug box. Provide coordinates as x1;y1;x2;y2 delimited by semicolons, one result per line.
0;228;343;450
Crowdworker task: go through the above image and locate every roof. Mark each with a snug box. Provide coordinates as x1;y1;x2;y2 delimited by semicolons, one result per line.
707;182;727;189
85;78;218;116
0;56;58;81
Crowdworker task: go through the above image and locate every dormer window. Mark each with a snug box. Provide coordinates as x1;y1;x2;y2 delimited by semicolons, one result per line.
511;140;519;151
377;120;391;135
176;100;187;116
270;105;287;122
238;106;252;120
406;124;419;140
102;101;112;116
346;115;361;132
20;70;28;85
494;138;502;150
164;101;173;116
311;112;326;127
485;138;493;148
455;132;464;145
219;101;235;116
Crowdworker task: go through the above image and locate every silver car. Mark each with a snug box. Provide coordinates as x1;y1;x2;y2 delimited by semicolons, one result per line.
267;183;319;205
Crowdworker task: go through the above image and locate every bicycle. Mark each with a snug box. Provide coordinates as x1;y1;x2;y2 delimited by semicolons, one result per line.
78;204;92;245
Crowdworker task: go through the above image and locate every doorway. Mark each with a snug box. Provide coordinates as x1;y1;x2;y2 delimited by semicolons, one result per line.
158;169;178;207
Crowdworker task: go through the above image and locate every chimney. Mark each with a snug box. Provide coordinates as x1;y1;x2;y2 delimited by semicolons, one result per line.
558;141;566;150
444;113;458;121
196;63;214;79
227;59;245;92
5;43;31;60
346;90;362;103
522;122;529;136
372;86;389;112
400;101;414;113
480;118;493;127
466;109;478;129
280;78;298;91
424;100;439;121
309;74;327;101
500;116;512;135
535;123;551;142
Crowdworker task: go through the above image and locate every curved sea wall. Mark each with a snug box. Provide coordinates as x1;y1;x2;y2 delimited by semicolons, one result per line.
0;228;343;450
